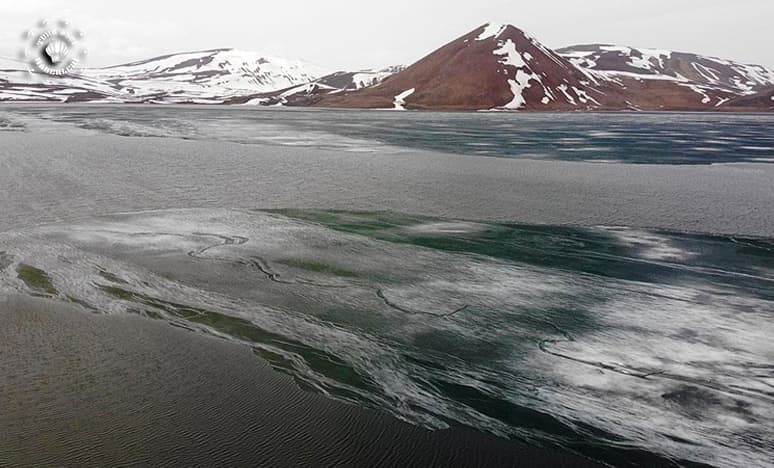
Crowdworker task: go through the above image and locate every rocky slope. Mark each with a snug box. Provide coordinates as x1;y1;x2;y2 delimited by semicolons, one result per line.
314;23;772;111
558;44;774;94
315;24;605;110
720;86;774;109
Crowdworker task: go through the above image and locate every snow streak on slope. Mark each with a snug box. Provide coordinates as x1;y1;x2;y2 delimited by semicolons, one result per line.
393;88;415;110
559;44;774;95
483;24;599;110
493;40;536;109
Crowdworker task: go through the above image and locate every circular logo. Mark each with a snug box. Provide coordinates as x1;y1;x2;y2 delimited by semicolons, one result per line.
22;19;87;76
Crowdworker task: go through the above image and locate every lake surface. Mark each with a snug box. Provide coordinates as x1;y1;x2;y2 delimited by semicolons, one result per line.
3;105;774;164
1;106;773;467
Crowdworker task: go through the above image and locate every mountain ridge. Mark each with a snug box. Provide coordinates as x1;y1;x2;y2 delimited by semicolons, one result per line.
1;23;772;110
312;23;773;111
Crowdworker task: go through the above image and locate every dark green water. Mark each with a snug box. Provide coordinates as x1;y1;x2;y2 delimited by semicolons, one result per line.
1;209;771;467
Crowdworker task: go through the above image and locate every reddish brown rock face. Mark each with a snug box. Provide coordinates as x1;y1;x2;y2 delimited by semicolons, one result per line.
315;24;603;111
721;86;774;109
313;23;774;112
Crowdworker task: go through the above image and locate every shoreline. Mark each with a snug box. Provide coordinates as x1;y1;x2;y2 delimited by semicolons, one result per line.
1;102;773;114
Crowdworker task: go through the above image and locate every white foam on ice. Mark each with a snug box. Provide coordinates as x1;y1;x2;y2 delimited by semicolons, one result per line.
600;227;696;261
403;222;488;235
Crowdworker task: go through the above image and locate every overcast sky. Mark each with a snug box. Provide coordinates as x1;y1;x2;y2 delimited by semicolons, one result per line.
0;0;771;71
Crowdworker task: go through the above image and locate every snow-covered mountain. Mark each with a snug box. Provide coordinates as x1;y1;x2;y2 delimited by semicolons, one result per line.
2;26;773;111
722;86;774;109
316;23;772;111
0;49;329;103
316;23;604;110
316;66;405;91
87;48;328;102
558;45;774;95
223;66;405;106
0;49;399;104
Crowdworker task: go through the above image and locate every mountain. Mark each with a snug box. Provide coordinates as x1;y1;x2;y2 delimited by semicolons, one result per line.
0;49;329;103
721;86;774;109
0;59;126;103
1;25;773;111
317;66;405;91
223;66;405;106
558;45;774;94
87;49;328;103
0;50;399;105
315;24;603;110
314;23;773;111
